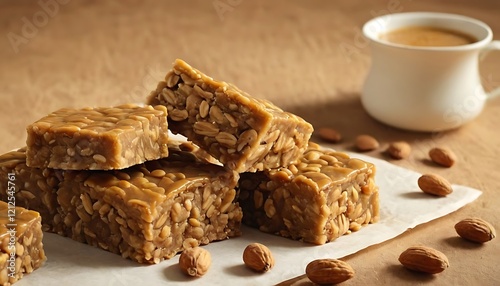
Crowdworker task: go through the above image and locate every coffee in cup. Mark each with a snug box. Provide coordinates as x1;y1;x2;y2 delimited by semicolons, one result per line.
379;26;476;47
361;12;500;132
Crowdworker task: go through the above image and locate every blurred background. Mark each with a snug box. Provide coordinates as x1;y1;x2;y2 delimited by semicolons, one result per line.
1;0;499;152
1;1;500;285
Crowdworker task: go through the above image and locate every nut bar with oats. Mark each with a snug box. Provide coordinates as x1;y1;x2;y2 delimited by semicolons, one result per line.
0;140;215;237
26;104;169;170
0;148;63;234
238;143;379;245
58;146;243;264
147;59;314;173
0;201;46;285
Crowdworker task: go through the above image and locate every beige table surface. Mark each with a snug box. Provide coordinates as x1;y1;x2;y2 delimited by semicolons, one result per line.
1;0;499;285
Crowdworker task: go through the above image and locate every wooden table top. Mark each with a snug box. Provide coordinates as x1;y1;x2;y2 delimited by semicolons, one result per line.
1;1;499;285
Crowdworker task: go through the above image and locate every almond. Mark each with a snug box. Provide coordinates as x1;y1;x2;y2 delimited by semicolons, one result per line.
399;246;449;274
306;258;355;285
387;141;411;159
355;134;379;151
417;174;453;196
317;127;342;143
429;147;457;167
455;218;496;243
242;243;275;272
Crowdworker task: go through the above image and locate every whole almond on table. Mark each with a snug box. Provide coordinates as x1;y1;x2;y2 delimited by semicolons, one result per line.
355;134;379;151
306;258;355;285
243;243;275;272
317;127;342;143
455;218;496;243
179;247;211;277
398;246;449;274
429;147;457;167
417;174;453;196
387;141;411;159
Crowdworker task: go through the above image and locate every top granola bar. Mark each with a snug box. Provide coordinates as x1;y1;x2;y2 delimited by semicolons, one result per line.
147;59;314;173
26;104;169;170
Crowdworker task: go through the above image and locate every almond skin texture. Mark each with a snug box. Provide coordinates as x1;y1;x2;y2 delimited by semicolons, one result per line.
355;135;379;151
243;243;275;272
417;174;453;196
317;127;342;143
399;246;449;274
455;218;496;243
387;141;411;159
306;259;355;285
429;147;457;167
179;247;211;277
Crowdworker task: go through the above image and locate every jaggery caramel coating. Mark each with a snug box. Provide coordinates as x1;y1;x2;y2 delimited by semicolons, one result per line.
239;143;379;244
26;104;169;170
147;59;313;173
58;148;242;264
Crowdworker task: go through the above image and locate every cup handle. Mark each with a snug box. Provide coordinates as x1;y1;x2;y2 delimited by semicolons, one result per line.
480;40;500;100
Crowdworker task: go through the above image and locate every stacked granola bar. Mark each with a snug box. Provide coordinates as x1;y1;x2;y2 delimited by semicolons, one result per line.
1;104;243;264
0;59;379;279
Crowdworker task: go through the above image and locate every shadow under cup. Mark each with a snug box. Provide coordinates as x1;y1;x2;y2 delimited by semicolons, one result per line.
361;12;494;132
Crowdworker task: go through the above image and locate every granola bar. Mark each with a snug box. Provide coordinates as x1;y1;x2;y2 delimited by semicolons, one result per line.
0;201;46;285
0;148;62;233
238;143;379;244
58;148;243;264
147;59;314;173
26;104;169;170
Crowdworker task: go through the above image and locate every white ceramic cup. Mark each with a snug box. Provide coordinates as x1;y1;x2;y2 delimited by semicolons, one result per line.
362;12;500;132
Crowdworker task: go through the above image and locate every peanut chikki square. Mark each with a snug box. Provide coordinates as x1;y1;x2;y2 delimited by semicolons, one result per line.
26;104;169;170
0;140;218;237
58;147;243;264
238;143;379;245
0;148;62;234
147;59;314;173
0;201;46;285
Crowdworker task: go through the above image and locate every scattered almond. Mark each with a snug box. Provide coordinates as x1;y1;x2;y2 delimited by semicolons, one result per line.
243;243;275;272
399;246;449;274
417;174;453;196
455;218;496;243
387;141;411;159
317;127;342;143
429;147;457;167
179;247;211;277
355;135;379;151
306;258;355;285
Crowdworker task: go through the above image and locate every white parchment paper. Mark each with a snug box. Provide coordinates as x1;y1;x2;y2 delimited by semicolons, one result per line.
17;152;481;286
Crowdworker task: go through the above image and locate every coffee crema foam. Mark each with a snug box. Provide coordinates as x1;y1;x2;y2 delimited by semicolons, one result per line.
379;26;477;47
